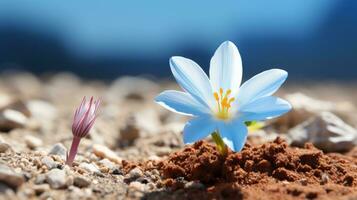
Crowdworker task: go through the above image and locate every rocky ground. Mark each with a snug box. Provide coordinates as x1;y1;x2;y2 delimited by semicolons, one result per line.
0;72;356;200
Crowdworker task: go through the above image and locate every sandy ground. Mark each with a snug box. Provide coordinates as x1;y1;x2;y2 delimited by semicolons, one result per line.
0;72;356;200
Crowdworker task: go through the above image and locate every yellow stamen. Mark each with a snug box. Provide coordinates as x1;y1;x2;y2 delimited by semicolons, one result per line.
213;88;236;120
213;92;219;101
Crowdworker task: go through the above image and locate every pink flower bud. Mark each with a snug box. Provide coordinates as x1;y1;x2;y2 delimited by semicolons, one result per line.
66;96;101;166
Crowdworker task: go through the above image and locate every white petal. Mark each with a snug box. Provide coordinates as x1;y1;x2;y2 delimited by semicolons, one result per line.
240;96;292;121
209;41;242;94
170;56;214;109
235;69;288;108
155;90;210;116
183;116;216;144
218;119;248;152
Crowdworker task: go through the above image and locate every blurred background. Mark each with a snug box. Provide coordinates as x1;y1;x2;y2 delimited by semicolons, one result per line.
0;0;356;80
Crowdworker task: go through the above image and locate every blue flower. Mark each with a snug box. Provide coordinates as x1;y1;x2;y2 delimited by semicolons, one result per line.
155;41;291;152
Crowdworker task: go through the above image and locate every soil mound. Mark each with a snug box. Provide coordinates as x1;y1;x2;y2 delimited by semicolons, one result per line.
155;138;357;200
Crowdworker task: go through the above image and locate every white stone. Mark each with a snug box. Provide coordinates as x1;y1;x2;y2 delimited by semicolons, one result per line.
41;156;57;170
93;144;122;164
274;93;357;130
46;169;67;189
98;159;116;170
26;100;57;121
79;163;100;174
288;112;357;152
24;135;43;149
0;109;28;130
129;181;146;192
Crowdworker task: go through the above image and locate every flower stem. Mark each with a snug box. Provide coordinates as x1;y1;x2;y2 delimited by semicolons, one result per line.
66;136;81;166
211;131;227;156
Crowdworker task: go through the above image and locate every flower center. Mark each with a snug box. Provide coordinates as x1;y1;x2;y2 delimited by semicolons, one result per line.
213;88;235;120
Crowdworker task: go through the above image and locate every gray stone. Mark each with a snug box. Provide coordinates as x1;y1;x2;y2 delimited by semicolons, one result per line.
41;156;57;170
288;112;357;152
0;164;24;188
48;143;67;159
46;169;67;189
73;175;91;188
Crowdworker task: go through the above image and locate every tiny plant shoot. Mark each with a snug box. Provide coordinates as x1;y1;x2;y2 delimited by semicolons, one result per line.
66;96;101;166
155;41;291;155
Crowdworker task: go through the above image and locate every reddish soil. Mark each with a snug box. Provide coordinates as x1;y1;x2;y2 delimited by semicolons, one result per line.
148;138;357;200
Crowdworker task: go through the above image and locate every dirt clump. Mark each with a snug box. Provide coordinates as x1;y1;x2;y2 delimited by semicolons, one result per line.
155;137;357;200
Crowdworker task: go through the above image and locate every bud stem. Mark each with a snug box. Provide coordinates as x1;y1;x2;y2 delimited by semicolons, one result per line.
66;136;81;166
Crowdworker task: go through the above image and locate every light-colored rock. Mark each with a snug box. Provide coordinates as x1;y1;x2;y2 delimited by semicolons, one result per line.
273;93;356;131
93;144;122;164
79;163;100;174
98;159;116;170
41;156;57;170
288;112;357;152
129;181;146;192
128;168;143;180
46;169;67;189
0;109;28;130
0;164;24;188
26;100;57;122
0;94;14;109
48;143;67;159
107;76;159;103
73;175;91;188
24;135;43;149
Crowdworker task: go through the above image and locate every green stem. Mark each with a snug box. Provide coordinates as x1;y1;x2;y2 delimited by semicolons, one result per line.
211;131;227;156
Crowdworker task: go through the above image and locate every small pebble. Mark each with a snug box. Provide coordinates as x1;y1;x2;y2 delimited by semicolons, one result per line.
41;156;57;170
0;164;25;188
0;109;28;130
35;174;46;184
0;142;11;153
46;168;67;189
79;163;100;174
24;135;43;149
74;175;91;188
93;144;122;164
129;167;143;180
99;158;116;170
48;143;67;159
129;181;145;192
